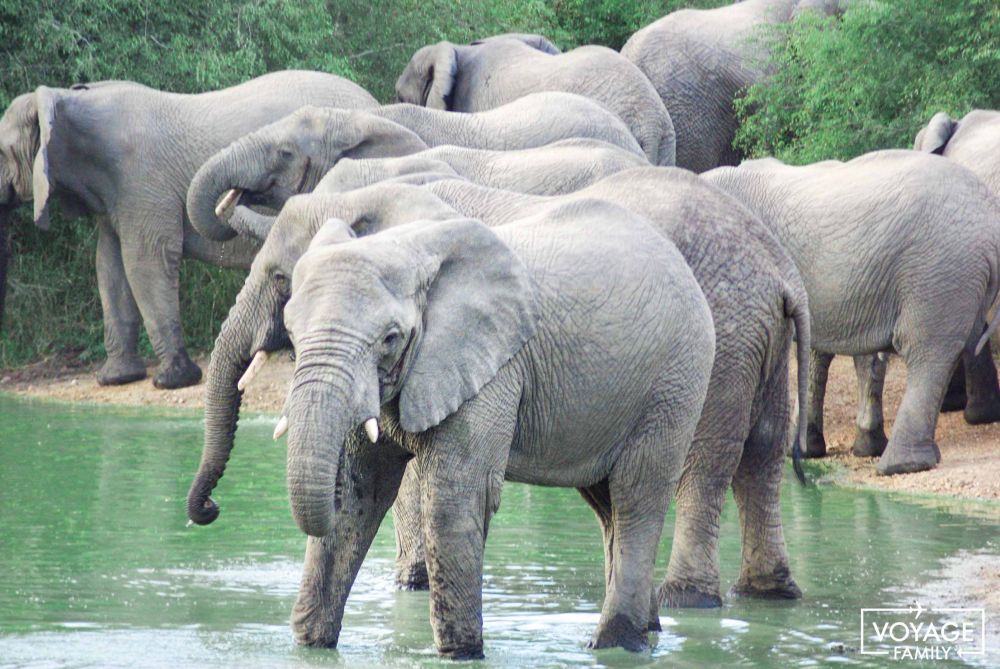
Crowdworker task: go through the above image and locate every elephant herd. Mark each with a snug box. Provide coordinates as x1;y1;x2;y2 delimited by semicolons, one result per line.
2;0;1000;660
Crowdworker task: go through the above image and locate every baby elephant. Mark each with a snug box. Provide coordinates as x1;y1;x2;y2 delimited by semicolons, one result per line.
706;150;1000;475
280;202;715;657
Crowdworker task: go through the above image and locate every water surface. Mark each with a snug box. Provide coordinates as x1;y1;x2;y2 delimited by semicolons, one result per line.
0;395;997;667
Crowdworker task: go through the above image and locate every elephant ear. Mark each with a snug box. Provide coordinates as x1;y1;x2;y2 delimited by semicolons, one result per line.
399;43;457;110
341;111;428;159
31;86;59;230
397;218;538;433
308;218;356;250
914;112;957;155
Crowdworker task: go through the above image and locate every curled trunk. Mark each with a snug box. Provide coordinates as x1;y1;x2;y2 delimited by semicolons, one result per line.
186;139;264;243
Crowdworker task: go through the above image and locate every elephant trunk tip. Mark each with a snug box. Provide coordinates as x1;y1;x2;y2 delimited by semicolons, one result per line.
187;493;221;525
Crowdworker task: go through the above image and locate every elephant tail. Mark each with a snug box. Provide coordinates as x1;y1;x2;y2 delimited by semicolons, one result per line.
784;286;811;485
975;237;1000;356
975;296;1000;356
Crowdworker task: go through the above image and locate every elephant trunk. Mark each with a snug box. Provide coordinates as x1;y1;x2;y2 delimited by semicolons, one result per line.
285;348;380;537
186;300;260;524
0;207;10;331
186;137;267;242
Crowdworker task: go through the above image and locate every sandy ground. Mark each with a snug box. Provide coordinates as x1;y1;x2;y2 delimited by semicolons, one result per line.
3;351;1000;501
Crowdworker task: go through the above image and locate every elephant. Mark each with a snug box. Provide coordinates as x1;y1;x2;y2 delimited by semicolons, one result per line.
911;109;1000;420
394;34;676;166
704;150;1000;475
220;139;648;241
279;198;715;657
185;166;808;617
0;71;376;388
185;92;646;242
621;0;847;172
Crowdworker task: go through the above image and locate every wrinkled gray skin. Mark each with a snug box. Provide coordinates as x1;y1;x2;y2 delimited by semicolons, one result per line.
187;92;645;242
705;150;1000;475
395;34;675;165
0;72;375;388
185;146;644;532
621;0;847;172
186;167;808;617
227;139;648;241
282;202;715;657
909;109;1000;422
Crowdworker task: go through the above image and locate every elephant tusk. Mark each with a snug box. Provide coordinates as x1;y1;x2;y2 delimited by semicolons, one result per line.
273;415;289;440
237;350;268;391
215;188;242;218
364;417;379;444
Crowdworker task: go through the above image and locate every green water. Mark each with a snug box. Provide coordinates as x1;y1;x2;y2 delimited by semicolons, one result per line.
0;394;997;668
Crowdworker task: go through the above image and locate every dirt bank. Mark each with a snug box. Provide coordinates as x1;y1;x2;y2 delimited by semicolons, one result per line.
3;351;1000;501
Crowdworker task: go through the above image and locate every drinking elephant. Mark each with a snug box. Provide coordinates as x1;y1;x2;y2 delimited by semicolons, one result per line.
394;34;675;165
621;0;847;172
0;71;376;388
912;109;1000;420
278;199;715;657
705;150;1000;475
186;92;646;242
217;139;647;241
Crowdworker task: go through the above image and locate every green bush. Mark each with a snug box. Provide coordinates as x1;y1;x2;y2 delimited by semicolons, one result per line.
549;0;726;50
734;0;1000;164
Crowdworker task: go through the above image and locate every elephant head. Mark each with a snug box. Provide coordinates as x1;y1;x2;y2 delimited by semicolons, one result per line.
185;183;461;525
185;106;430;242
281;217;537;536
913;112;958;155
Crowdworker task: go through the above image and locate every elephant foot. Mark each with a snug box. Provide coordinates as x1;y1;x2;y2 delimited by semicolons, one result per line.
964;397;1000;425
876;441;941;476
395;561;429;591
658;581;722;608
731;566;802;600
97;355;147;386
851;428;888;457
291;600;341;648
153;354;202;389
588;614;649;653
803;423;827;458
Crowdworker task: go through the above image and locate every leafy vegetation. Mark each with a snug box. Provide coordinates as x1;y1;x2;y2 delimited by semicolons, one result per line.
735;0;1000;163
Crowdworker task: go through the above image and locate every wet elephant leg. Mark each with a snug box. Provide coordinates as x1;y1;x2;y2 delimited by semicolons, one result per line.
962;341;1000;425
851;354;888;457
731;369;800;599
95;221;147;385
293;445;410;647
118;211;201;389
804;351;833;457
392;460;428;590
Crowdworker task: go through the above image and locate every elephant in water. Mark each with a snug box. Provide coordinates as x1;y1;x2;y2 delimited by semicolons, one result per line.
0;71;376;388
279;197;715;657
621;0;847;172
394;33;675;165
216;140;648;241
185;92;646;242
705;150;1000;475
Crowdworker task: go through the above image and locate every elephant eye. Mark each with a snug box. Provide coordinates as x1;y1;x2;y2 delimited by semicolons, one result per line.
273;271;291;295
278;148;295;162
382;331;401;349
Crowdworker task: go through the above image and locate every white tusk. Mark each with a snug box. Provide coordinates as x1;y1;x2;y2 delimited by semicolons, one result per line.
364;418;379;444
215;188;242;218
273;415;289;441
237;350;268;391
186;520;194;528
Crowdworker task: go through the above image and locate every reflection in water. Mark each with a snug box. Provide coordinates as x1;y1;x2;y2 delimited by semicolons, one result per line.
0;395;998;668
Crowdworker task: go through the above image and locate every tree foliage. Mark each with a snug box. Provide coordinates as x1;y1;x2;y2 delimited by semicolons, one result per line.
734;0;1000;164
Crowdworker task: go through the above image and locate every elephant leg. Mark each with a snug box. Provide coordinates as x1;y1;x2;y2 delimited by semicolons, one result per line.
962;341;1000;425
941;357;967;412
579;480;661;632
658;436;743;609
118;213;201;389
392;460;428;590
803;351;833;457
877;348;959;475
94;221;146;385
730;368;800;600
851;354;888;457
293;446;410;647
